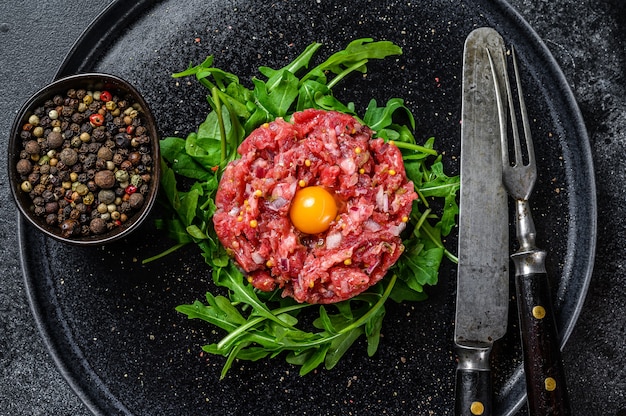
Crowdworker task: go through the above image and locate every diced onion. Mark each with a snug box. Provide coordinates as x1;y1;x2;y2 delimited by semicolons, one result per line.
364;219;383;232
326;232;343;249
375;186;389;212
251;251;265;265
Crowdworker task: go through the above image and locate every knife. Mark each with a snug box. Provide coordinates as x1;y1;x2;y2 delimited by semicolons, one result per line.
454;27;509;416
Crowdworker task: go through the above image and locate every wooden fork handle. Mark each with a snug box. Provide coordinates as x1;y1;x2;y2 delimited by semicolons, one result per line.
515;270;572;415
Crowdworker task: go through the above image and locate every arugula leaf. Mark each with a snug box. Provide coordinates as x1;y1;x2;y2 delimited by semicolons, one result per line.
153;39;459;377
419;160;460;236
252;70;299;117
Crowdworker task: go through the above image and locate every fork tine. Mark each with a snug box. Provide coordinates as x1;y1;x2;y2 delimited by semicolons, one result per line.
502;49;523;167
511;47;535;169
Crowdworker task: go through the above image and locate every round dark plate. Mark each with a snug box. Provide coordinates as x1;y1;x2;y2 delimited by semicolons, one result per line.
20;0;596;415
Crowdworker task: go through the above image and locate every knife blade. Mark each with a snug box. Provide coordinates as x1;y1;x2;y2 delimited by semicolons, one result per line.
454;27;510;416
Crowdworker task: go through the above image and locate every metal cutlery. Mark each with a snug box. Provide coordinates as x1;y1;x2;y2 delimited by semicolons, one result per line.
488;46;572;416
454;27;510;416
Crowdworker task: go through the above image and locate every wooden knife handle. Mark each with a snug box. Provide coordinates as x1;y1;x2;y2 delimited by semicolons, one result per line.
455;345;492;416
515;271;572;415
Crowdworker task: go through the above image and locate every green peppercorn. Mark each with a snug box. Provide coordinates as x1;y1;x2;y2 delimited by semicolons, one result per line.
20;181;32;192
28;115;40;126
130;174;143;187
82;192;95;205
38;155;50;166
96;202;108;214
115;170;129;183
75;183;89;196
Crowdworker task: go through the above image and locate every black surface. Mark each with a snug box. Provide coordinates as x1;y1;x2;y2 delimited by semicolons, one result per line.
2;0;625;415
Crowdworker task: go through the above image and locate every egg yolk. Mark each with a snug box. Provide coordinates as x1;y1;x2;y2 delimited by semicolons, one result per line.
289;186;338;234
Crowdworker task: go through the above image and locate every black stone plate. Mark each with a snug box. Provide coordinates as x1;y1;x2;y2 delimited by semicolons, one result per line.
19;0;596;415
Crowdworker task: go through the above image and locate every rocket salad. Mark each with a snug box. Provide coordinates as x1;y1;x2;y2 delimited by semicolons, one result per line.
148;39;459;378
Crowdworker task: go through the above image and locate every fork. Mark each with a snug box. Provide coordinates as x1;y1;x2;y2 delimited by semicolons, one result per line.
488;47;572;416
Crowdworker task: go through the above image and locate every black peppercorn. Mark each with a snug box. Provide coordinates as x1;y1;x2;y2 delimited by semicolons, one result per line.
62;106;74;117
112;153;124;165
33;183;46;196
92;127;105;141
45;213;57;226
42;190;54;202
45;201;59;214
114;133;130;148
80;122;93;134
27;172;40;185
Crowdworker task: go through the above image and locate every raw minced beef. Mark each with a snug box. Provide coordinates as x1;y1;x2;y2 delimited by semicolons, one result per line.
213;109;418;304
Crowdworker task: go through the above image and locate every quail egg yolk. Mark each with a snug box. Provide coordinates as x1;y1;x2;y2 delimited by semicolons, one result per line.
289;186;338;234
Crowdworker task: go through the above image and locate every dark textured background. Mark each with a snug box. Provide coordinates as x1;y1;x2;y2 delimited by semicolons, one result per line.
0;0;624;414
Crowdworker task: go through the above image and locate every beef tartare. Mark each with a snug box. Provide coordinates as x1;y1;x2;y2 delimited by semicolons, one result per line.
213;109;417;304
